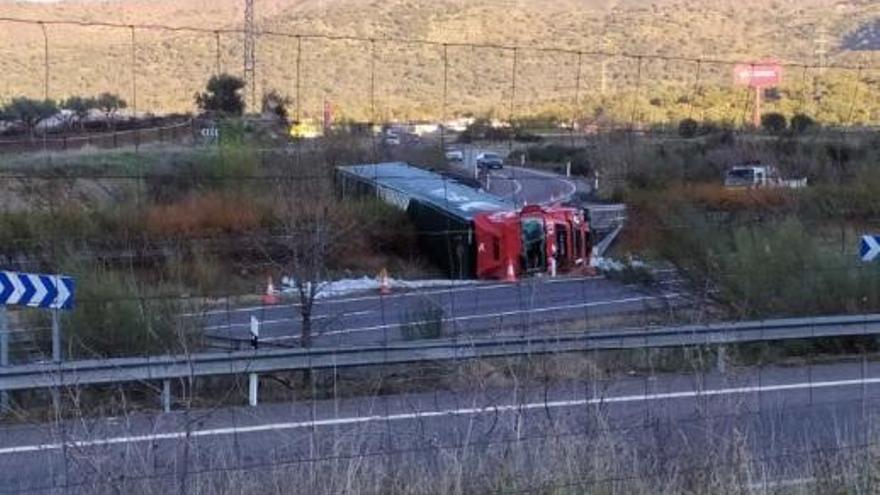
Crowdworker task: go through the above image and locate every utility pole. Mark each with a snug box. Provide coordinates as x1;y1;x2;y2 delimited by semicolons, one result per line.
600;33;609;95
243;0;256;111
814;24;829;74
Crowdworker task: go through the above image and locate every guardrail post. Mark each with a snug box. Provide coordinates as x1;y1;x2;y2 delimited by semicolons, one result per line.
248;373;259;407
1;307;8;413
716;345;727;374
52;310;61;363
162;379;171;413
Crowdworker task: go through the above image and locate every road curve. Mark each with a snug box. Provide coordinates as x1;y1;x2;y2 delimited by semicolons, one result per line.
458;147;583;206
487;165;579;206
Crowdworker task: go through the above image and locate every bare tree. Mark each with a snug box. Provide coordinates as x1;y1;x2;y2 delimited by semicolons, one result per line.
283;204;334;348
268;151;356;348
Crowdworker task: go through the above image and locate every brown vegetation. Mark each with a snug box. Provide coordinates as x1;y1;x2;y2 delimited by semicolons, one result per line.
145;192;266;237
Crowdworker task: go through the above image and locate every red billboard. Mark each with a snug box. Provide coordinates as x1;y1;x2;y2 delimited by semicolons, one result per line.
733;63;783;88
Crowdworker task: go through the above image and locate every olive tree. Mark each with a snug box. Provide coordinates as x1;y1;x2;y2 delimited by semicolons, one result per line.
0;97;58;140
95;93;128;129
195;74;245;116
60;95;97;131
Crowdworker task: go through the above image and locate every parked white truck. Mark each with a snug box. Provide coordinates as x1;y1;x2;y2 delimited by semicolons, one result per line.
724;162;807;189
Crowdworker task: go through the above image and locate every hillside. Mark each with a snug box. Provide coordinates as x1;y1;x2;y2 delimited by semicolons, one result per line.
0;0;879;122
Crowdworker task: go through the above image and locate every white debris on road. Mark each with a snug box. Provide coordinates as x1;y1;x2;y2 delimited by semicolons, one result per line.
279;276;478;299
591;256;646;273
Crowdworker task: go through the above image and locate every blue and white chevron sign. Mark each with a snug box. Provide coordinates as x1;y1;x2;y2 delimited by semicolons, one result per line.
860;235;880;262
0;271;75;310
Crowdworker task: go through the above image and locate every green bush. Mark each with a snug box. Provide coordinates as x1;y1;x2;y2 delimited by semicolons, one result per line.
522;144;591;176
790;113;816;134
761;112;787;134
659;215;880;318
400;299;445;340
48;266;202;358
678;118;699;138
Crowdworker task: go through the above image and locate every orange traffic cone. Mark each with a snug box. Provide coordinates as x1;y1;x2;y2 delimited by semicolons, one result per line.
261;276;280;305
503;259;517;283
378;268;392;295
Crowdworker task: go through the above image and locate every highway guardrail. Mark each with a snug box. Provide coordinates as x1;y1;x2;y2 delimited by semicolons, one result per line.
3;313;880;392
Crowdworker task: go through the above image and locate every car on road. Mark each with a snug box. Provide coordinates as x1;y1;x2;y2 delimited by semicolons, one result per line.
445;148;464;162
382;132;401;146
476;152;504;170
723;162;807;189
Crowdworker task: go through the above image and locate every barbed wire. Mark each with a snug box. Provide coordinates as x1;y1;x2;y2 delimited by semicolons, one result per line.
0;16;875;71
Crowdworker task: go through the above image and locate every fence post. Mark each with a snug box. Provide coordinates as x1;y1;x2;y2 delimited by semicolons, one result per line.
248;373;259;406
162;379;171;413
52;309;61;363
1;307;8;413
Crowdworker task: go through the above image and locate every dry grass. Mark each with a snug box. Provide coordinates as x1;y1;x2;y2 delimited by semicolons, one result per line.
145;192;266;237
675;183;796;212
0;0;876;120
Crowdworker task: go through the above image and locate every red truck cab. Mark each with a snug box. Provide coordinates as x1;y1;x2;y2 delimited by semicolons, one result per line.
474;205;590;280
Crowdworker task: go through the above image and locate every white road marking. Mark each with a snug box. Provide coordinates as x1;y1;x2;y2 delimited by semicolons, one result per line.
262;292;683;342
747;477;816;491
203;310;374;331
507;166;578;204
486;170;522;196
183;276;603;318
3;375;878;455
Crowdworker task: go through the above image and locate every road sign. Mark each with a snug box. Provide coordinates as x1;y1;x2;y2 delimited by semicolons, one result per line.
860;235;880;262
0;271;75;310
733;63;783;88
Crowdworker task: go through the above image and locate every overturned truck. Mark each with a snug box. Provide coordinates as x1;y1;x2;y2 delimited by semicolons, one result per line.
336;162;591;280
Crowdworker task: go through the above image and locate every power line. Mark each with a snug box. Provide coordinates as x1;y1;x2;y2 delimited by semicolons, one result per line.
243;0;256;111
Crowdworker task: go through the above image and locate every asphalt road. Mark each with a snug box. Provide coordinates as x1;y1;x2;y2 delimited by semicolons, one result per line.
196;273;687;349
484;165;581;207
198;153;650;349
457;146;584;207
2;360;879;493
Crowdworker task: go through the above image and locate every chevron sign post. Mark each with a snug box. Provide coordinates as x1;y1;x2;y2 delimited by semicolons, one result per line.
0;271;75;310
861;235;880;262
0;272;75;380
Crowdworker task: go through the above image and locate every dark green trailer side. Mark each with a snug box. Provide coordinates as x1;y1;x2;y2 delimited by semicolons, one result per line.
407;199;475;280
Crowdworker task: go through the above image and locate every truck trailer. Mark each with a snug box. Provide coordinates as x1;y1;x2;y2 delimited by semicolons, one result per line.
336;162;591;280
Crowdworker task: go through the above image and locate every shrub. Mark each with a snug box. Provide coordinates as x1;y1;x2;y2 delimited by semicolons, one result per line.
522;144;591;175
514;130;543;143
195;73;246;116
261;89;290;121
651;211;880;318
678;118;699;138
790;113;816;134
400;299;445;340
36;265;203;358
145;192;266;237
761;112;787;134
